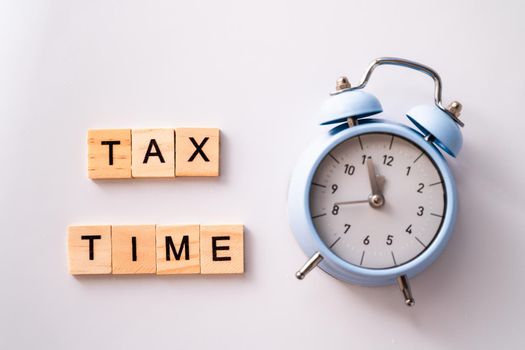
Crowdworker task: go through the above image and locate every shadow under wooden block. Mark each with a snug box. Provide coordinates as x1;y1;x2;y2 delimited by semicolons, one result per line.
112;225;156;274
132;129;175;178
200;225;244;274
88;129;132;179
68;225;112;275
175;128;220;177
156;225;200;275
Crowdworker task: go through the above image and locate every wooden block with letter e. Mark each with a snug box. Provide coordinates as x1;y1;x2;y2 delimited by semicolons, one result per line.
68;225;112;274
88;129;132;179
132;129;175;178
175;128;220;177
112;225;156;274
200;225;244;274
156;225;200;275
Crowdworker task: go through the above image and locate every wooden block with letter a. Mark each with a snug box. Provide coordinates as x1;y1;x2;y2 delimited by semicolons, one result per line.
112;225;156;274
88;129;132;179
200;225;244;274
175;128;220;177
132;129;175;178
68;225;112;274
156;225;200;275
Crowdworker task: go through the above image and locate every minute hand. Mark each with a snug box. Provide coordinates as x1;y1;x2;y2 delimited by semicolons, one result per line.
367;158;381;195
366;158;385;208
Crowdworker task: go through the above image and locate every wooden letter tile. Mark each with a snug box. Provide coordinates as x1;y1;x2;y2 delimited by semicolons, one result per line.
132;129;175;178
175;128;220;177
156;225;200;275
88;129;131;179
112;225;156;274
200;225;244;274
68;225;112;275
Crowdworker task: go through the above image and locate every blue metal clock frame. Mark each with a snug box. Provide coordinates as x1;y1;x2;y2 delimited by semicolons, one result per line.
288;120;458;286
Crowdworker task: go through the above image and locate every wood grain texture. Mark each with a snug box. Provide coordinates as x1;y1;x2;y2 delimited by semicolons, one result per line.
88;129;132;179
156;225;200;275
200;225;244;274
132;129;175;178
111;225;156;274
68;225;112;274
175;128;220;177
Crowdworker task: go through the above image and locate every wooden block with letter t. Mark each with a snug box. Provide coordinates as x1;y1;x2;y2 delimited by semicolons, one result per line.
175;128;220;177
200;225;244;274
112;225;156;274
68;225;112;274
132;129;175;178
156;225;200;275
88;129;132;179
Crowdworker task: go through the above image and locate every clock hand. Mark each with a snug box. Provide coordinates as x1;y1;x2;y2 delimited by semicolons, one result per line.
366;158;385;208
334;199;369;206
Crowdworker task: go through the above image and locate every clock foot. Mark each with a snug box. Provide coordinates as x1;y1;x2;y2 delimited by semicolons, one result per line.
296;252;323;280
397;275;415;307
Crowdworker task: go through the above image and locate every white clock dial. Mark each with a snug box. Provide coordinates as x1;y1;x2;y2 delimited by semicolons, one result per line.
309;133;446;269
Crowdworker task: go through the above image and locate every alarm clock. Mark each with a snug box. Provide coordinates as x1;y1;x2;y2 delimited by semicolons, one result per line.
288;57;464;306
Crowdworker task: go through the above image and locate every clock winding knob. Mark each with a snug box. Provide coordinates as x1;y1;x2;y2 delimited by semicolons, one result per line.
335;76;351;91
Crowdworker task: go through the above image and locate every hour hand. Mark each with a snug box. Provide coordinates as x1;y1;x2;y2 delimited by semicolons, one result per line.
366;158;385;208
376;174;385;192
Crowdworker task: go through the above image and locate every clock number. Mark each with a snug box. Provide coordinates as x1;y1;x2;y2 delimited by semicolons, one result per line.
405;224;412;234
382;155;394;166
344;224;351;234
417;183;425;193
343;164;355;175
386;235;393;245
332;205;339;215
417;206;424;216
331;184;338;194
406;166;411;176
361;155;369;164
363;235;370;245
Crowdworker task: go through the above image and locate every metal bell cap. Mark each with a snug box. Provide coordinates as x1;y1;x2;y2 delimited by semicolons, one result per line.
320;89;382;125
406;105;463;157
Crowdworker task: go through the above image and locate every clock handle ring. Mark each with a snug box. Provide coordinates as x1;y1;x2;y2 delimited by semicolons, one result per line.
339;57;463;127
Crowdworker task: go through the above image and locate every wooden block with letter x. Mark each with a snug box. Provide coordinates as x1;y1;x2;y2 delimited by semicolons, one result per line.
88;129;132;179
156;225;200;275
68;225;112;274
132;129;175;178
112;225;156;274
200;225;244;274
175;128;220;177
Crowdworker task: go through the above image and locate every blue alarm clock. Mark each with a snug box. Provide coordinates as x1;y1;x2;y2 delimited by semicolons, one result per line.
288;57;464;306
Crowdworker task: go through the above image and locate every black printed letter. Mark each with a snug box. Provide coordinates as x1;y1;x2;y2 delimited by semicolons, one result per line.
101;141;120;165
131;236;137;261
165;235;190;261
143;139;165;164
81;235;102;260
188;137;210;162
212;236;231;261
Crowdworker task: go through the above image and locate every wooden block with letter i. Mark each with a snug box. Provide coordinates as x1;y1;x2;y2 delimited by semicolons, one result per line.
68;225;112;275
132;129;175;178
88;129;131;179
175;128;220;177
200;225;244;274
112;225;156;274
156;225;200;275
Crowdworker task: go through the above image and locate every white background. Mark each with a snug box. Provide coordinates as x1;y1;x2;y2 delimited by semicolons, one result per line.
1;1;524;349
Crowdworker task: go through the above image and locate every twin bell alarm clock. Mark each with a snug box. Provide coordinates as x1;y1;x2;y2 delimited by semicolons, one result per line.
288;57;464;306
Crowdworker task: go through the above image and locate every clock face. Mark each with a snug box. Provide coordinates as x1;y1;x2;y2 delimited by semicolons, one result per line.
309;132;446;269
